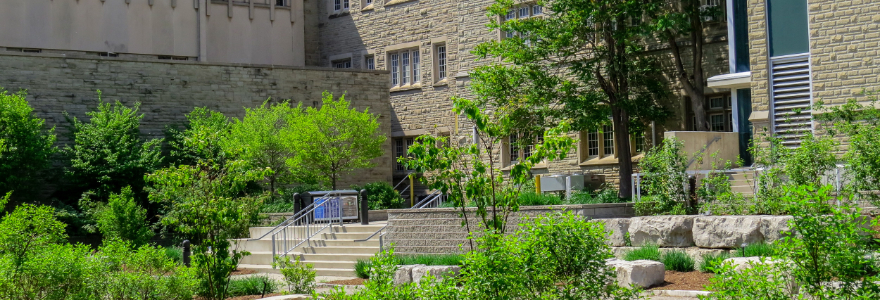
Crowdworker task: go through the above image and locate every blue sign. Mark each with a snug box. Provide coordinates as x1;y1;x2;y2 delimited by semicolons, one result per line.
314;197;341;220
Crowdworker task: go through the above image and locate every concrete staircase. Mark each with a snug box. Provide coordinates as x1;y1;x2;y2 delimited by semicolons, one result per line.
232;222;386;277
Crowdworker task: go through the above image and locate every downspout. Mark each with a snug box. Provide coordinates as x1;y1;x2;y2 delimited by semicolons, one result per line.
196;0;201;61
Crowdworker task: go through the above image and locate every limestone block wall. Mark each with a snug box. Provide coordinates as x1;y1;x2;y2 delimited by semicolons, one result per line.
384;203;636;254
0;51;393;193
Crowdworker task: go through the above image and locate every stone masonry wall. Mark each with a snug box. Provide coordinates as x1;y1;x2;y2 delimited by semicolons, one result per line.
384;203;635;254
0;51;393;193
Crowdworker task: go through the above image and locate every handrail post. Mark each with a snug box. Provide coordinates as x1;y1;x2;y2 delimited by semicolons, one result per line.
409;174;415;207
360;189;369;225
271;235;276;263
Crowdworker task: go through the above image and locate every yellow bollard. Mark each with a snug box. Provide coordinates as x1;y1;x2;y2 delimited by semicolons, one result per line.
535;175;542;194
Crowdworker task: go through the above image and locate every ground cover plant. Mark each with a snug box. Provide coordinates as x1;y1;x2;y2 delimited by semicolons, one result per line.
623;244;662;262
662;250;696;272
227;275;279;297
698;252;729;273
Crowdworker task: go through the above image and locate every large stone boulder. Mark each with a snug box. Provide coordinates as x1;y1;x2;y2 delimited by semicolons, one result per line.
411;265;461;284
760;216;793;243
693;216;764;249
593;218;631;246
393;264;426;285
605;259;665;288
628;216;696;247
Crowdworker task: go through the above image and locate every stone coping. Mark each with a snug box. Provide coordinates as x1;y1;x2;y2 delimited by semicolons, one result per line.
388;202;634;214
0;51;391;74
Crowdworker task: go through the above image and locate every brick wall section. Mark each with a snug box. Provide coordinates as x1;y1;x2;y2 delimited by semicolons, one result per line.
384;203;635;254
808;0;880;105
0;52;393;191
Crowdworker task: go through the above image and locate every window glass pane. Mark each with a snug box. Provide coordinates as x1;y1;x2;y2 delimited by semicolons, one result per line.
519;7;529;19
437;46;446;79
343;0;349;9
390;54;399;85
334;0;340;10
395;139;404;170
588;132;599;157
603;125;614;156
506;10;515;21
710;114;726;131
532;5;543;16
412;50;420;83
366;57;374;70
767;0;809;57
733;0;750;72
366;0;372;4
510;134;519;161
401;52;410;85
709;97;725;109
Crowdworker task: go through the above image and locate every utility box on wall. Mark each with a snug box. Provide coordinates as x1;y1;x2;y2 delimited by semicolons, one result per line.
540;175;567;192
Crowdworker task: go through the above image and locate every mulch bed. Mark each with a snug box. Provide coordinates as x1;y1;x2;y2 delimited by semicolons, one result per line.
326;278;367;286
230;269;258;276
648;271;714;291
225;293;283;300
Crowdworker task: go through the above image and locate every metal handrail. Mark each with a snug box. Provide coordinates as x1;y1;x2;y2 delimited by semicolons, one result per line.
414;190;444;209
270;191;345;260
354;224;388;252
248;201;316;241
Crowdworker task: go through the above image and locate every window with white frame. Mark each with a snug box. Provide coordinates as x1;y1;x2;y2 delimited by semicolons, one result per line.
333;59;352;69
395;137;415;171
503;4;545;40
602;125;615;156
507;132;543;164
435;45;447;81
365;0;372;6
334;0;349;11
365;56;375;70
389;49;420;87
688;94;733;132
532;4;543;16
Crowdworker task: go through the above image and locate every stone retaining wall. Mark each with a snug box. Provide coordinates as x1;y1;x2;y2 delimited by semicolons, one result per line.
384;203;635;254
594;215;793;249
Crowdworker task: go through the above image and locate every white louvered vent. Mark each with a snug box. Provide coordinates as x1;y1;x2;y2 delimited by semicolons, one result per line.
770;54;813;147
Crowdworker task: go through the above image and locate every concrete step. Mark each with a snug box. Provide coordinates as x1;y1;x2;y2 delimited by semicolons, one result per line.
299;246;379;255
319;232;376;240
232;239;381;251
240;252;374;265
248;224;385;239
237;264;357;277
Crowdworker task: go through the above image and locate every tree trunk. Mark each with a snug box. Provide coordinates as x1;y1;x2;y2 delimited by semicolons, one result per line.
691;94;708;131
612;107;633;199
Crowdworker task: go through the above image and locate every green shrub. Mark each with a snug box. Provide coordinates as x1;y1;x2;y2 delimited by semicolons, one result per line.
167;107;231;166
0;89;56;197
638;138;692;216
733;242;776;258
355;259;371;279
227;275;278;297
273;255;316;294
351;182;405;210
566;190;595;204
396;254;464;266
518;192;562;206
64;93;163;202
623;244;661;262
662;251;695;272
95;186;154;247
164;246;184;264
100;240;199;300
698;252;729;273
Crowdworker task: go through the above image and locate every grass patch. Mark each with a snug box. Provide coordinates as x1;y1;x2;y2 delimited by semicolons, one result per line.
163;246;183;264
518;192;562;206
623;244;661;262
698;252;730;273
661;250;695;272
396;254;464;266
733;242;777;258
227;275;279;297
355;259;371;279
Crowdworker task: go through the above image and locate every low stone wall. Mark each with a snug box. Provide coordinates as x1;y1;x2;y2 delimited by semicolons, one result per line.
384;203;635;254
593;215;792;249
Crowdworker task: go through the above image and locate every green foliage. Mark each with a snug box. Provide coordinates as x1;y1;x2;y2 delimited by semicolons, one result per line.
147;160;270;300
704;185;880;299
518;192;562;206
95;186;153;247
224;100;301;195
401;98;574;247
354;259;371;279
167;107;231;166
351;182;404;210
273;255;316;294
698;252;729;273
99;239;199;300
227;276;279;297
0;202;67;266
637;138;691;216
697;160;749;216
733;242;777;258
473;0;672;199
64;91;163;201
288;92;386;190
164;246;184;264
662;251;695;272
0;89;57;196
320;212;641;300
623;244;661;262
396;254;465;266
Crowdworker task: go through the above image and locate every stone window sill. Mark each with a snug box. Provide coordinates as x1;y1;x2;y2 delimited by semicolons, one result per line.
362;4;375;11
385;0;417;7
390;84;422;92
433;78;452;87
579;154;644;166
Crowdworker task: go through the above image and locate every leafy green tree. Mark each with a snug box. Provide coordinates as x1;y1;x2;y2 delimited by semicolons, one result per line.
652;0;725;131
289;92;386;190
95;186;154;248
224;101;301;195
0;89;57;197
474;0;671;199
63;91;163;201
146;160;270;300
168;107;232;166
402;98;574;246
